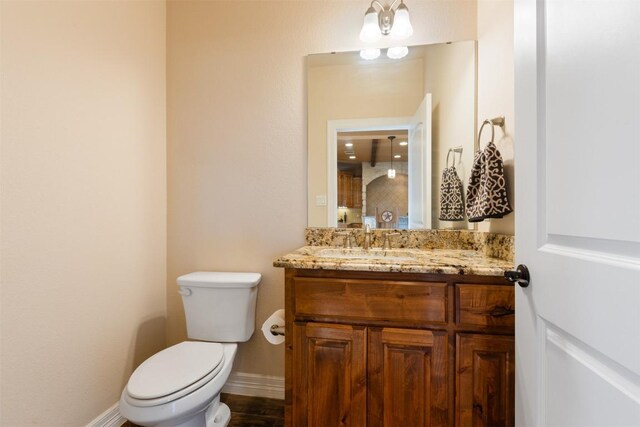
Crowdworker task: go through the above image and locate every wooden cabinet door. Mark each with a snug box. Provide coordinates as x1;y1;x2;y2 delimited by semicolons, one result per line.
456;334;515;427
338;172;353;207
368;327;448;427
352;177;362;208
338;172;346;207
293;322;366;427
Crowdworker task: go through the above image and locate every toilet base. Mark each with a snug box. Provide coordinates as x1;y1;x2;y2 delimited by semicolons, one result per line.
142;396;229;427
205;399;230;427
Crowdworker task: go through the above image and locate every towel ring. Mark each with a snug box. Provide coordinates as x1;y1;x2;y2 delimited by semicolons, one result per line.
477;116;505;148
446;147;463;168
477;119;495;147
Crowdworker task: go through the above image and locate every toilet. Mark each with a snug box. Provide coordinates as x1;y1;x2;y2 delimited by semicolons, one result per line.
119;271;261;427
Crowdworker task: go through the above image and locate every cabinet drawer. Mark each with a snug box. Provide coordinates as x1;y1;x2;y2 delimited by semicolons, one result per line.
456;284;514;329
294;277;447;324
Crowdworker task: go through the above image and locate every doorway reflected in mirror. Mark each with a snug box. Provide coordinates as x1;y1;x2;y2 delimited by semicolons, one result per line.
336;130;410;229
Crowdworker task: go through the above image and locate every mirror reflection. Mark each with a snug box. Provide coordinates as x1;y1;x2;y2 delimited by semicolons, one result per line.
307;41;477;230
337;131;409;229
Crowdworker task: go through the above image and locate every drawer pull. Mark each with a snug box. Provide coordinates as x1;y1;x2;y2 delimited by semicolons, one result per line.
489;306;515;317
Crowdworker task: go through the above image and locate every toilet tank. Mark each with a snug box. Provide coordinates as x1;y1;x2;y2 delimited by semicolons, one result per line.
177;271;261;342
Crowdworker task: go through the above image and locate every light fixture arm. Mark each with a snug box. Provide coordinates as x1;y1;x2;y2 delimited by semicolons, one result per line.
368;0;403;35
369;0;385;11
389;0;402;10
369;0;402;12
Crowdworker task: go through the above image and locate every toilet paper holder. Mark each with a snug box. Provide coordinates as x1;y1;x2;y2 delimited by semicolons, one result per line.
270;324;285;336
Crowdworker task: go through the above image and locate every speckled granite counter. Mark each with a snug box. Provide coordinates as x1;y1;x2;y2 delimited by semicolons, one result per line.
273;246;514;276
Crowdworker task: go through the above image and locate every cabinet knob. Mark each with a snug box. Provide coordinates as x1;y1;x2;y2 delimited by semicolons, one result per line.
504;264;530;288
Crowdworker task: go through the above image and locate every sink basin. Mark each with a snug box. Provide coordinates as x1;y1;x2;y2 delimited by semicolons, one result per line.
314;248;418;262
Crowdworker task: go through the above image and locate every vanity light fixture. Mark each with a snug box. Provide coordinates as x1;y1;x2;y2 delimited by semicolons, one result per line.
345;142;354;148
360;48;381;60
387;136;396;179
359;0;414;42
399;141;408;146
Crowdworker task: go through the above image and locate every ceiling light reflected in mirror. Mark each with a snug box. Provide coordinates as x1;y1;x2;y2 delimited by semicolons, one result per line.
360;48;381;60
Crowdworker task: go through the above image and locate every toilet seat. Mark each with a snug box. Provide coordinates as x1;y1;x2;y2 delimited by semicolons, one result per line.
125;342;224;407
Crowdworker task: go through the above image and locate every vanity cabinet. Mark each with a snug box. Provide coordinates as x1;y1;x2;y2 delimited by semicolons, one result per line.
284;269;515;427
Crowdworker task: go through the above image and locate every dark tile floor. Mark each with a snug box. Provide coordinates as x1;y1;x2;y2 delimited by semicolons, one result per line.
122;393;284;427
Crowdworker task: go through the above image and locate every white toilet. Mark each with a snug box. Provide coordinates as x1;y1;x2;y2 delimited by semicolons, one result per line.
119;271;261;427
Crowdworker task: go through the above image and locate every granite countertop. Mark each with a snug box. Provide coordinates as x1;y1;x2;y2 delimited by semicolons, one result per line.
273;245;514;276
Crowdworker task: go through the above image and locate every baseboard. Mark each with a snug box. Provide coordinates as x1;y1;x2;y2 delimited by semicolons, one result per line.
86;402;126;427
222;371;285;400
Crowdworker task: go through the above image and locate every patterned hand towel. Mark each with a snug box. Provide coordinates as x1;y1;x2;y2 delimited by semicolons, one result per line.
439;166;465;221
466;141;512;222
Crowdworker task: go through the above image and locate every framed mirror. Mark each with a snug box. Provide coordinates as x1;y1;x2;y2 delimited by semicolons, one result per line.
307;41;477;230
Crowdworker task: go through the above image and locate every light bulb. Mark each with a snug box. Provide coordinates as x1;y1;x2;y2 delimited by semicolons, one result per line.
387;169;396;179
387;46;408;59
360;48;381;60
390;2;413;40
359;7;382;42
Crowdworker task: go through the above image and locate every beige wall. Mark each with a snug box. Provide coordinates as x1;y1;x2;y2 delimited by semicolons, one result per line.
477;0;515;234
167;0;477;379
0;1;166;424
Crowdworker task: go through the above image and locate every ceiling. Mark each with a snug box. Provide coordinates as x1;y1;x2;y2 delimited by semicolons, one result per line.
337;130;409;164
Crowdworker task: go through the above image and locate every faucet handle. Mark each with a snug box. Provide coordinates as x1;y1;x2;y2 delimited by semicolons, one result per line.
334;231;354;249
382;232;401;250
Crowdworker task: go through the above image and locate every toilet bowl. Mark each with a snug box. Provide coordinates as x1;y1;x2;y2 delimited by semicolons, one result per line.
119;272;261;427
120;342;237;427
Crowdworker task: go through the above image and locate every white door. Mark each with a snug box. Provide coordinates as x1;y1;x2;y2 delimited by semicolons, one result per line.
514;1;640;426
408;93;432;229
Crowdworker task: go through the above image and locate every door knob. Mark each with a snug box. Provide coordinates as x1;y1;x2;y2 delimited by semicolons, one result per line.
504;264;530;288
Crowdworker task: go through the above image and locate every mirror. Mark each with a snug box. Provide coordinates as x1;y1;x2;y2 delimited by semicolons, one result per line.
307;41;477;230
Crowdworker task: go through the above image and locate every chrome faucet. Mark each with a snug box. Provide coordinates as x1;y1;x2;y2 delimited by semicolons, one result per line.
363;224;372;250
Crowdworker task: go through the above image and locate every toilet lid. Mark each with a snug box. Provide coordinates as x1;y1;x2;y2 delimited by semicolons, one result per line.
126;341;224;400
